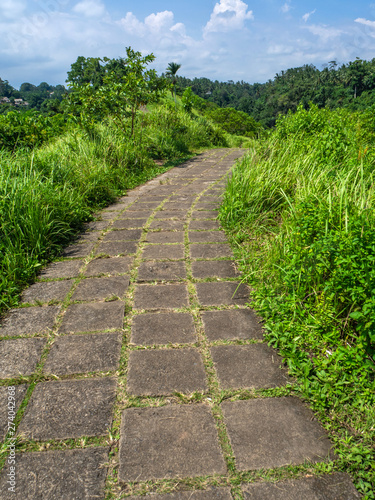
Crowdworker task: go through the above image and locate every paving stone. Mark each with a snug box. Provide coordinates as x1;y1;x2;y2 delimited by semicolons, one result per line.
134;284;189;309
39;260;84;280
189;231;227;243
0;306;60;338
196;282;249;306
71;276;129;301
127;348;207;395
59;301;125;333
194;202;220;210
191;211;219;219
162;202;194;211
211;344;288;390
222;398;334;471
126;489;233;500
192;260;238;279
137;196;167;202
18;377;117;440
119;404;226;481
149;219;185;231
189;220;222;230
142;244;185;260
131;312;196;345
145;231;185;244
0;447;109;499
74;231;102;243
84;220;110;231
241;473;361;499
202;310;263;341
0;338;47;378
137;261;187;281
154;211;187;220
169;195;196;202
190;244;233;259
44;333;122;375
113;218;148;229
95;241;138;256
103;202;130;211
85;256;133;277
21;280;73;304
96;211;117;220
62;242;95;258
0;385;28;440
123;210;153;218
103;229;143;242
129;201;161;210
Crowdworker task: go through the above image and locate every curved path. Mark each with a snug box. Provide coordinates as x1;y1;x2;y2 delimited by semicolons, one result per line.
0;149;359;498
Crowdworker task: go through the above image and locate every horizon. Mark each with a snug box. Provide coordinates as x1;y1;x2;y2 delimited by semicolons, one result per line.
2;1;375;89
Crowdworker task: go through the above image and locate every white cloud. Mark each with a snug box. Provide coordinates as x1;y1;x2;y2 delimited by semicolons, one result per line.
72;0;106;18
204;0;254;34
0;0;26;19
302;10;316;23
281;2;291;14
355;17;375;28
306;24;343;41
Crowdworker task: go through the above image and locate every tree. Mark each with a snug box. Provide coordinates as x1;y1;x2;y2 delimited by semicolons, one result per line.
65;47;168;136
166;62;181;103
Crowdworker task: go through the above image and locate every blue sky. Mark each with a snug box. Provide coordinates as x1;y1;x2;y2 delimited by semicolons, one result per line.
1;0;375;88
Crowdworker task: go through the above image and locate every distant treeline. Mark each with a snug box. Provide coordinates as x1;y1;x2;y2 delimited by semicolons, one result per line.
176;58;375;127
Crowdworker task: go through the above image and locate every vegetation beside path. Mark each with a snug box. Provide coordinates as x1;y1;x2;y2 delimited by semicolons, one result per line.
220;105;375;498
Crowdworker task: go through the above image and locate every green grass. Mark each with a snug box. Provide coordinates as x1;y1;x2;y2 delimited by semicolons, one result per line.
220;104;375;498
0;105;241;315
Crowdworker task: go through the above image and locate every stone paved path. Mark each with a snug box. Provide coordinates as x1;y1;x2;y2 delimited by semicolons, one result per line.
0;149;360;499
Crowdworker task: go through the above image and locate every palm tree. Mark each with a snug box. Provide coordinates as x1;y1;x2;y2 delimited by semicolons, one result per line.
166;62;181;104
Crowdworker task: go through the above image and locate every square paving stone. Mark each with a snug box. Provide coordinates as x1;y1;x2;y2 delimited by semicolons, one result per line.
222;398;335;471
189;231;227;243
137;262;187;282
211;344;288;390
190;220;221;230
95;241;138;256
131;312;196;345
0;338;47;378
96;211;117;220
103;202;130;211
62;243;95;258
190;244;233;259
85;256;133;277
84;220;110;231
162;202;194;211
149;220;185;231
21;280;73;304
155;211;187;219
196;282;249;306
71;276;129;301
191;211;219;219
103;229;143;242
44;333;122;375
138;196;167;202
123;210;153;218
142;244;185;260
202;310;263;341
129;201;161;210
0;385;28;440
145;231;185;244
241;473;361;499
134;284;189;310
192;261;239;279
0;447;109;499
18;378;117;440
119;404;226;481
126;489;233;500
39;260;84;280
194;202;220;210
113;218;148;229
0;306;60;338
59;301;125;333
127;348;207;396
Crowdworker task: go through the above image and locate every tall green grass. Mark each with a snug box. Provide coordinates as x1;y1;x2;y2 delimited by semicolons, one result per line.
220;105;375;497
0;106;234;312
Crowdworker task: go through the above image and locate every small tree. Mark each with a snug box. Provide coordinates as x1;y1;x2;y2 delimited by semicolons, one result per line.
165;62;181;104
65;47;168;136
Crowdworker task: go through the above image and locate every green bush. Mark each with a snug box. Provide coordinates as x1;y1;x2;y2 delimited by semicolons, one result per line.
220;105;375;497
